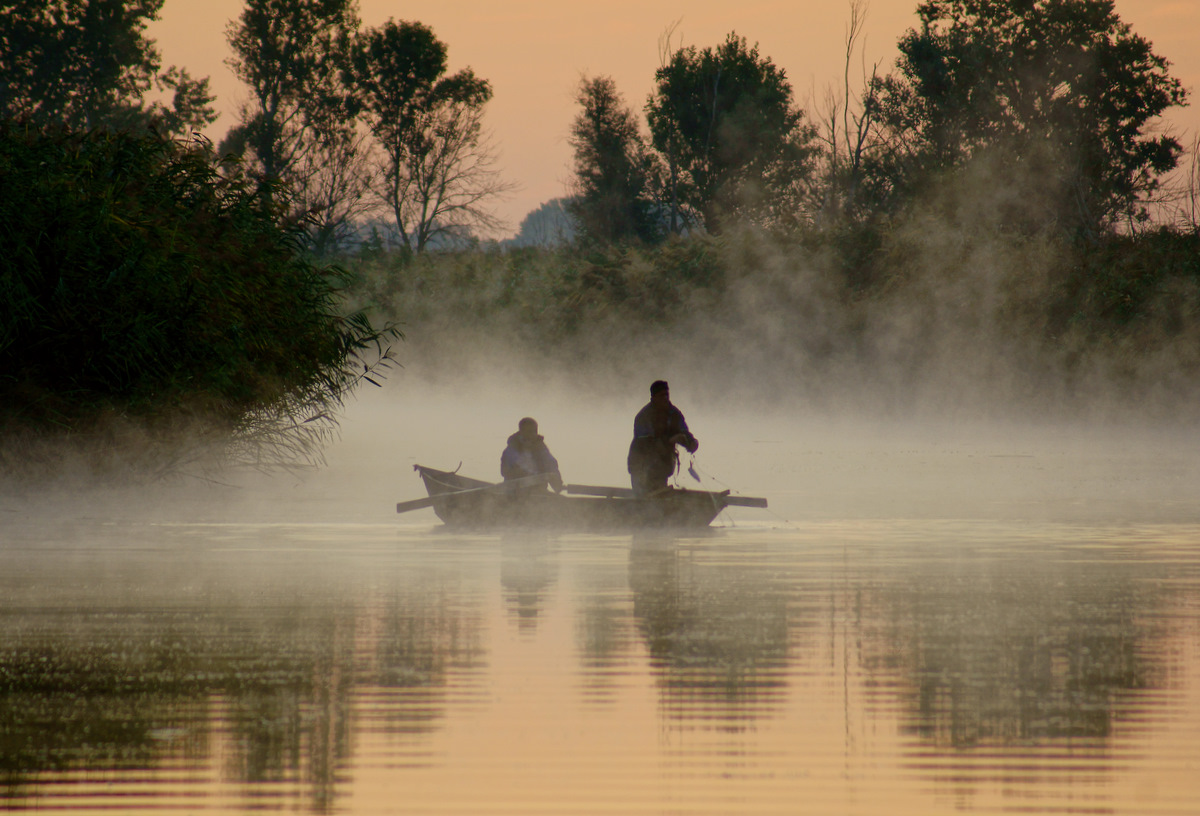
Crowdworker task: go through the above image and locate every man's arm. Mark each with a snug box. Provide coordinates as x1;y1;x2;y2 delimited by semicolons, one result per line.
500;445;522;480
671;409;699;453
539;445;564;492
632;405;654;439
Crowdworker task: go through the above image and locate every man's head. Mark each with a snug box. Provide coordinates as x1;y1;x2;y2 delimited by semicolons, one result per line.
517;417;539;440
650;380;670;405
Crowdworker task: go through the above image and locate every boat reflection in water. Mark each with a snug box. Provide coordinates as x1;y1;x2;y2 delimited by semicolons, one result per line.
500;533;558;631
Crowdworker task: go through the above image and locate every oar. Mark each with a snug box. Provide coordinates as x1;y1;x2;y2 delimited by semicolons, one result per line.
564;483;637;499
565;483;767;508
396;473;553;514
395;495;449;514
722;494;768;508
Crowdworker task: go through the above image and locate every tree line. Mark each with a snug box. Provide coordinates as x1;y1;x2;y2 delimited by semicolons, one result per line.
0;0;409;475
568;0;1189;246
0;0;509;258
3;0;1191;256
3;0;1200;472
0;0;216;135
220;0;510;256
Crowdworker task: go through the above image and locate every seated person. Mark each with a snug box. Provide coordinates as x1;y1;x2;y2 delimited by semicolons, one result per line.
501;417;564;492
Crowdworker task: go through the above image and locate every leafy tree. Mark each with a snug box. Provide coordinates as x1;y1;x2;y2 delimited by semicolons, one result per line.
868;0;1187;236
225;0;356;179
0;125;394;470
645;33;816;235
150;67;220;138
568;76;660;244
350;19;510;253
0;0;215;135
224;0;370;254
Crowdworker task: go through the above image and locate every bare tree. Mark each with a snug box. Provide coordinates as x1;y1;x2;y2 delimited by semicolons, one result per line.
1157;134;1200;234
374;95;513;252
1186;136;1200;234
351;19;513;253
296;127;375;256
812;0;880;225
652;20;688;234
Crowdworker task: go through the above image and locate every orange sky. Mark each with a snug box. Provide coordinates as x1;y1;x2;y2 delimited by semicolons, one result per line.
149;0;1200;237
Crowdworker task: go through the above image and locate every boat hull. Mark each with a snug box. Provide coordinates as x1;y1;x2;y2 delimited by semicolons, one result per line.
413;465;727;531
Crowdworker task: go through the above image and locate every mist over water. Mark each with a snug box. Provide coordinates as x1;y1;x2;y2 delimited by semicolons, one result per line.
6;2;1200;806
5;286;1200;816
7;352;1200;528
325;354;1200;527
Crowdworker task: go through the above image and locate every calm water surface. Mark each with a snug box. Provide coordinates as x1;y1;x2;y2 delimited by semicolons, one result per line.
2;514;1198;815
3;392;1200;815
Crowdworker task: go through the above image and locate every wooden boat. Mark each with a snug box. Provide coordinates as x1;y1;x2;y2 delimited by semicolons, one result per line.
399;464;767;532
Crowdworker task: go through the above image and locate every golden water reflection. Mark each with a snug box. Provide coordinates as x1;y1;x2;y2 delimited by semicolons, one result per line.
0;520;1197;814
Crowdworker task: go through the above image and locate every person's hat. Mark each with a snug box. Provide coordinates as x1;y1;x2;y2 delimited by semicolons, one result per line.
650;380;669;396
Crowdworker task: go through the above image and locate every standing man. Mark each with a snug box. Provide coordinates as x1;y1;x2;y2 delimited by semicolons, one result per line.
627;380;698;495
501;417;564;492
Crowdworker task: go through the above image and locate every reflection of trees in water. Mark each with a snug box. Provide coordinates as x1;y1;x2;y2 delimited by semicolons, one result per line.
628;539;792;725
857;556;1169;748
0;579;484;811
0;612;215;782
367;593;485;688
0;663;207;781
216;608;354;812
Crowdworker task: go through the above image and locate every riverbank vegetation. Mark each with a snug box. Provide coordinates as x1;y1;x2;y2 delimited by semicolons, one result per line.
344;218;1200;419
4;0;1200;480
0;125;395;478
345;0;1200;419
